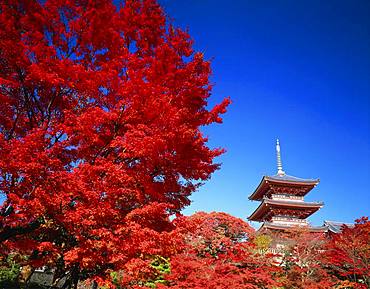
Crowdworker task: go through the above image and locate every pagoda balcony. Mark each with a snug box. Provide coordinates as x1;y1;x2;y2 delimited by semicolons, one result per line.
271;194;304;202
271;216;309;227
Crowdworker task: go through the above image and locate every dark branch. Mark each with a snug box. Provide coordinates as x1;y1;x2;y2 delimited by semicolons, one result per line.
0;217;44;242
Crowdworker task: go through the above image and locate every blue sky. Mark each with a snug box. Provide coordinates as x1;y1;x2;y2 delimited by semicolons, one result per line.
159;0;370;226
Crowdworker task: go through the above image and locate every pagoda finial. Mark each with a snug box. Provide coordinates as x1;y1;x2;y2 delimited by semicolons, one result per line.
276;139;285;175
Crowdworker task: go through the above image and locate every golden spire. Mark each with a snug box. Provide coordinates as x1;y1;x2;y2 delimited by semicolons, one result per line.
276;139;285;176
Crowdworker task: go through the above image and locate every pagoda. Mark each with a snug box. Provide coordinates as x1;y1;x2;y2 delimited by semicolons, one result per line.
248;140;325;232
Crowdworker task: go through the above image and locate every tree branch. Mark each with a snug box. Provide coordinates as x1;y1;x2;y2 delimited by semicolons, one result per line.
0;217;44;242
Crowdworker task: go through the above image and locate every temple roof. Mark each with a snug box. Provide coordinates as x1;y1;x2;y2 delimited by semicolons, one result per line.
256;221;353;234
323;220;354;233
249;174;320;201
248;198;324;222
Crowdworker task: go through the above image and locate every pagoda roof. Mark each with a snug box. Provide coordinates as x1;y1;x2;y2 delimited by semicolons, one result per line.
258;222;328;233
248;198;324;222
268;173;319;183
249;173;320;201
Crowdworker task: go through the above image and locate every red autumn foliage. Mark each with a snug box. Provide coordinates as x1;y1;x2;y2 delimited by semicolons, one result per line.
276;228;337;289
324;217;370;289
0;1;368;289
0;0;229;286
158;212;281;289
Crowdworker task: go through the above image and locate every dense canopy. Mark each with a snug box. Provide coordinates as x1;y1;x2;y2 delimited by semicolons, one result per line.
0;0;229;286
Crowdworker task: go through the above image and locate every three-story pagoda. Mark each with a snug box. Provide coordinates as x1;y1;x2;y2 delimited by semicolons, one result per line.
248;140;325;232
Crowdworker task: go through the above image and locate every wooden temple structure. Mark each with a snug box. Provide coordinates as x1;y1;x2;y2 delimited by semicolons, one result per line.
248;140;326;233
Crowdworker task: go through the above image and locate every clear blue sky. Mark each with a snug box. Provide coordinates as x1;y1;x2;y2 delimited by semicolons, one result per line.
159;0;370;226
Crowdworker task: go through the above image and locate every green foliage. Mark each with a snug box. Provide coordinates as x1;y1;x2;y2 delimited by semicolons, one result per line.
144;256;170;288
0;254;21;283
110;271;119;286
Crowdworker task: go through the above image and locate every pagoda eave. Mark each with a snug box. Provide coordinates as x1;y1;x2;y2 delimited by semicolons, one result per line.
248;199;324;222
249;175;319;201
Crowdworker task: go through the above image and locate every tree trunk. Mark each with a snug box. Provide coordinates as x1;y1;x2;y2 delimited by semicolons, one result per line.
71;265;79;289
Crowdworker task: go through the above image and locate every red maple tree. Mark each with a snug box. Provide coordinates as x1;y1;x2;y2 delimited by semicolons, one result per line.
0;0;229;287
159;212;281;289
276;228;337;289
324;217;370;289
